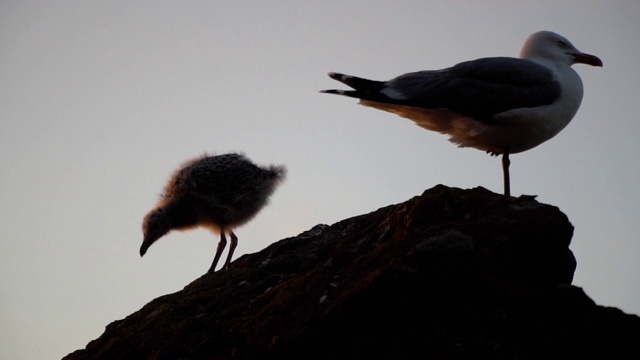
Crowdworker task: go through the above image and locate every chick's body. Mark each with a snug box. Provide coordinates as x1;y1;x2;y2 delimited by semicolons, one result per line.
141;153;286;273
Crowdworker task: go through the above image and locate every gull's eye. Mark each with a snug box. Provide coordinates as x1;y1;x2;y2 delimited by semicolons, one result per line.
557;40;567;48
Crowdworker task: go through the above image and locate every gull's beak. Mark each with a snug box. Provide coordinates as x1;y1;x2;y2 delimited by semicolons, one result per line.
573;52;603;67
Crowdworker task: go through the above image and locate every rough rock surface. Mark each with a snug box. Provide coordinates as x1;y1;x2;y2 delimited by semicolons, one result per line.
64;185;640;360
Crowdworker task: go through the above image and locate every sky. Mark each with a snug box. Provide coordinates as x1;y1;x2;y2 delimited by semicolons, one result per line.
1;1;639;359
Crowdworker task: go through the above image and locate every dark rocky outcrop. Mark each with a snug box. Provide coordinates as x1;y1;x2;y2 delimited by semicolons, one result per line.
64;185;640;360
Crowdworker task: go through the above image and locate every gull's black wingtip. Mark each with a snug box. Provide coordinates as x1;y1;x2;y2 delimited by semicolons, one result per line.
322;72;347;94
327;72;345;81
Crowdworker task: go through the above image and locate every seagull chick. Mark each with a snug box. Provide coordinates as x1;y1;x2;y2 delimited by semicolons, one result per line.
321;30;602;198
140;153;286;273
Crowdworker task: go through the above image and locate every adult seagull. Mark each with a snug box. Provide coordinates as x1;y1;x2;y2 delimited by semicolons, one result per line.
321;31;602;198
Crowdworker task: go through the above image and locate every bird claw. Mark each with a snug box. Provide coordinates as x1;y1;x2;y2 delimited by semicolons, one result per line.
517;194;538;201
503;193;538;202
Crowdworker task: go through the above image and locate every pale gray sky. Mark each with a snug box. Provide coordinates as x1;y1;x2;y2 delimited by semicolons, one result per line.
1;1;639;359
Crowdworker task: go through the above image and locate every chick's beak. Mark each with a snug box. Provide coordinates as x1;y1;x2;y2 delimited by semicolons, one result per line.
140;242;150;257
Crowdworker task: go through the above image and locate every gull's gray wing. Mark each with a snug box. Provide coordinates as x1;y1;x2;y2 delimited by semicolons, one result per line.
324;57;561;121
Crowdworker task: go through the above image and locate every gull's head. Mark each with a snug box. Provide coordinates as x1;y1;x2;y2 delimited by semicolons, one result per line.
520;31;603;67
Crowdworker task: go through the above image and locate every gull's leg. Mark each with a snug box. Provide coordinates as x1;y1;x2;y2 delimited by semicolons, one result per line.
222;231;238;270
502;150;511;199
208;231;227;273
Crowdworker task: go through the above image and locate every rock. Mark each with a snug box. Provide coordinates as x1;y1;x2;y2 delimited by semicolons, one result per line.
63;185;640;360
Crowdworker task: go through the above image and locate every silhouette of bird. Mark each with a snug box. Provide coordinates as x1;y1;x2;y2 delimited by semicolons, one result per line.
321;31;602;198
140;153;286;273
